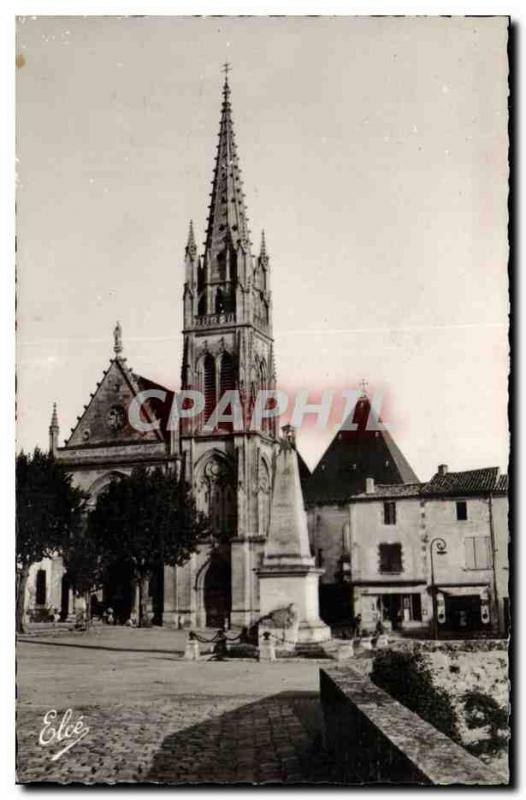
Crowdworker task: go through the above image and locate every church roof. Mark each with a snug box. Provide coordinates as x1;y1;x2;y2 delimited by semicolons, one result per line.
62;330;174;450
302;394;419;505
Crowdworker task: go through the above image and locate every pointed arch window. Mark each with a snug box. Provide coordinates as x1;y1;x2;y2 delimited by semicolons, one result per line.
197;291;207;317
215;288;225;314
259;358;270;433
218;352;236;432
197;261;205;294
203;353;216;426
217;250;227;282
197;457;237;537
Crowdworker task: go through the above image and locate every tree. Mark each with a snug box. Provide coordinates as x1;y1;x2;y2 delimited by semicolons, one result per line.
371;650;460;743
16;449;87;633
62;529;102;628
88;466;211;627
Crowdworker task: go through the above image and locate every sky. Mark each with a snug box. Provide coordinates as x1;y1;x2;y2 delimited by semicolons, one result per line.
15;15;509;477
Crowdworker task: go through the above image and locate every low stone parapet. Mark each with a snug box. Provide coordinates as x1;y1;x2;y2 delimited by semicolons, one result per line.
320;667;504;785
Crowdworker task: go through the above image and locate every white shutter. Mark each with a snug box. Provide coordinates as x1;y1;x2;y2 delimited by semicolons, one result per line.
474;536;492;569
464;537;476;569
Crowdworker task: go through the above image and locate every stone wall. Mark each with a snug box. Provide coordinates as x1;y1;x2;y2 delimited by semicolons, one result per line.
320;667;504;785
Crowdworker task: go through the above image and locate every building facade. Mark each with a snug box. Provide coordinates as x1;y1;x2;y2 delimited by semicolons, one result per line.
305;465;509;637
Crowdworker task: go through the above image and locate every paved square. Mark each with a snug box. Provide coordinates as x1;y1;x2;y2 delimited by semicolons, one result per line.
17;627;336;784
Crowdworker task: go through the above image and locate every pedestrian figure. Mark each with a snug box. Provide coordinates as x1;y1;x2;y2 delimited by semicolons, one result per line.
353;613;362;639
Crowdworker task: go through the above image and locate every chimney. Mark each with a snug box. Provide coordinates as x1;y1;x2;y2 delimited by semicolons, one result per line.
438;464;448;476
365;477;375;494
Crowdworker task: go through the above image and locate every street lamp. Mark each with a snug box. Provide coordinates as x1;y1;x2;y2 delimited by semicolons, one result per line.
429;537;447;640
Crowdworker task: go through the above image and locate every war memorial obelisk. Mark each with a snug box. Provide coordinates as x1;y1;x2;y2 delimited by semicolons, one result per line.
257;427;331;646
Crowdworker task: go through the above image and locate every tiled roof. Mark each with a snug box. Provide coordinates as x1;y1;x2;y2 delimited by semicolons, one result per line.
496;473;509;492
353;483;423;499
302;395;419;505
308;469;509;505
421;467;503;496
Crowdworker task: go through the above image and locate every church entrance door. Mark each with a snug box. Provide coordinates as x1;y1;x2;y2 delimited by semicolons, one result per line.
204;549;231;628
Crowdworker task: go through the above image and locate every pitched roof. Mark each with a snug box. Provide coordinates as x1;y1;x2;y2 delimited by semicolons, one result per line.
496;473;509;493
296;450;312;487
421;467;502;496
63;357;174;449
303;395;419;505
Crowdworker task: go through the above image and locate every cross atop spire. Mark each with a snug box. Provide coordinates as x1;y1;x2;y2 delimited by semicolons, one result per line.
222;62;231;99
359;378;369;398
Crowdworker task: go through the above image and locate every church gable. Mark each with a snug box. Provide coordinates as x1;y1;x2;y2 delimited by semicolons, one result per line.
64;358;168;449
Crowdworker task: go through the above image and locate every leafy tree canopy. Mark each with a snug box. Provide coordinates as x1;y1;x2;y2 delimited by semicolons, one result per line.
16;449;87;567
87;465;211;579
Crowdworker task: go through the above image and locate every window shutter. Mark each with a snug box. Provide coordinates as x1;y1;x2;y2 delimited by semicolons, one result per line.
474;536;492;569
464;537;476;569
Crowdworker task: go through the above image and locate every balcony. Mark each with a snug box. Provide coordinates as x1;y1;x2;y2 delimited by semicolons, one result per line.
194;312;236;328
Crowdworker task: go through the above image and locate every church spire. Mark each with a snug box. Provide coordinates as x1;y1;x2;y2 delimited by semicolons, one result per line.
259;230;268;261
49;402;59;455
204;65;251;264
186;219;197;259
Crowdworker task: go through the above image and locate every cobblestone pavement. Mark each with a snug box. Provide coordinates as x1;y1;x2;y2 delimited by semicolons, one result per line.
17;629;337;785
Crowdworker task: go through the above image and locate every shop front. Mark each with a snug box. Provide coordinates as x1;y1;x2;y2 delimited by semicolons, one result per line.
435;584;493;635
353;582;427;634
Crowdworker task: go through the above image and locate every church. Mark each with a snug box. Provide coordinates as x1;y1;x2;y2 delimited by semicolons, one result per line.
26;71;508;637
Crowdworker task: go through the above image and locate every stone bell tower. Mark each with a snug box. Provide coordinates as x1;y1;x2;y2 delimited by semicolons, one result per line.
174;68;278;628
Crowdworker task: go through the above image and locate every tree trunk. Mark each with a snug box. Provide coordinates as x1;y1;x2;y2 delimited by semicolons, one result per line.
84;590;92;630
16;564;30;634
138;574;151;628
